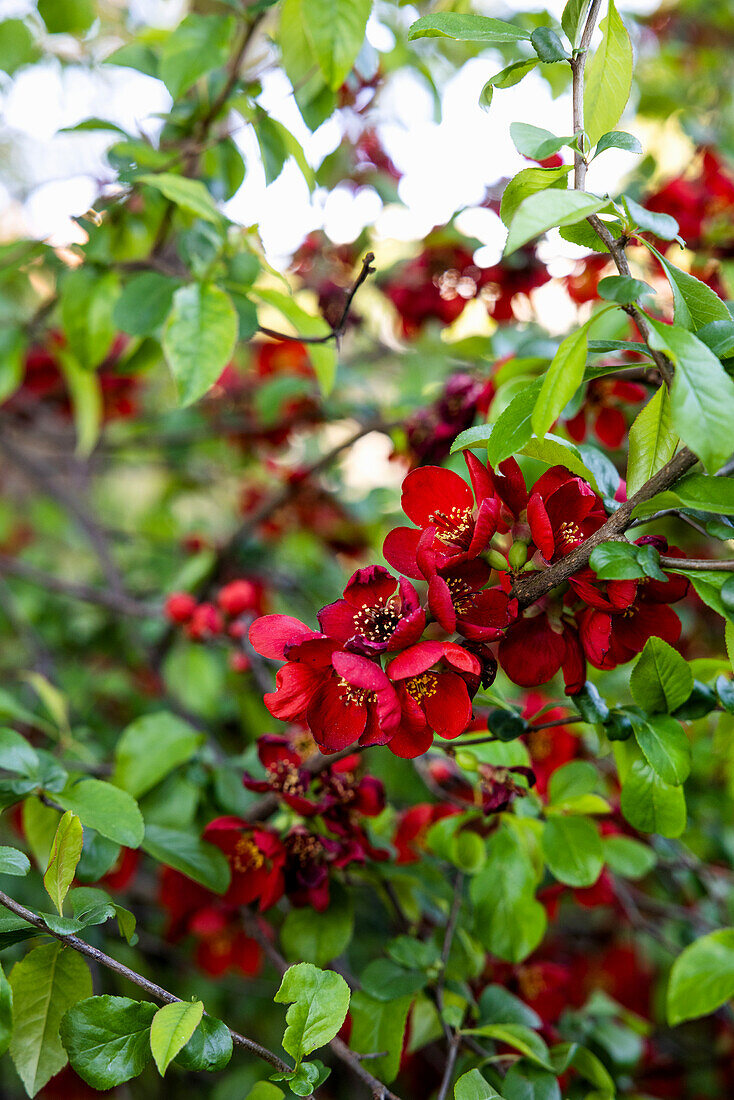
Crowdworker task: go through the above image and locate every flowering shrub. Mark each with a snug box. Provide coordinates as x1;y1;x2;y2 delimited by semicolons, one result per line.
0;2;734;1100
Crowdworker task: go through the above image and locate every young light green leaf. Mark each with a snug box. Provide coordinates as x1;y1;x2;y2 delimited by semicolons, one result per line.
647;318;734;472
159;14;234;100
542;816;603;887
629;713;691;785
630;637;694;714
301;0;371;91
60;995;157;1089
142;824;231;894
667;929;734;1025
584;0;633;146
461;1023;552;1071
113;711;203;799
531;325;588;438
518;434;599;489
0;846;31;876
561;0;591;45
274;963;350;1065
593;130;643;158
505;190;607;255
602;834;657;879
643;240;731;330
162;283;238;407
624;195;680;240
626;384;678;496
500;165;570;227
55;349;102;458
407;13;531;43
59;267;119;370
620;759;686;837
454;1068;504;1098
10;943;92;1097
510;122;574;161
150;1000;204;1076
480;59;539;111
0;960;11;1058
44;811;83;915
54;779;144;849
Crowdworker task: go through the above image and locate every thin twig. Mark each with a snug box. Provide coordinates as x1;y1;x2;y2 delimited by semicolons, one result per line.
0;889;291;1073
0;553;160;617
660;556;734;571
258;252;376;346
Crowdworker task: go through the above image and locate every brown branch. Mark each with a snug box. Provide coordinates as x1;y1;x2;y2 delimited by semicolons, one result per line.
257;252;376;346
660;557;734;571
447;714;586;750
0;553;160;618
511;447;699;606
0;889;291;1073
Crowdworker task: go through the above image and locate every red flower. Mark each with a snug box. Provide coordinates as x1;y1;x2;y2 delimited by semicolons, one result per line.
217;579;262;617
393;803;459;864
416;539;516;640
188;907;262;977
185;602;224;640
479;245;551;321
165;592;196;623
383;245;489;336
527;466;606;563
566;379;647;449
318;565;425;655
383;453;500;578
242;735;321;815
477;762;535;813
204;817;286;911
249;615;401;752
498;609;586;695
565;255;610;305
386;641;482;757
282;827;363;911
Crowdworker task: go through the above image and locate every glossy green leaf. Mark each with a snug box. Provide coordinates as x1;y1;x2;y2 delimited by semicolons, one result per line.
274;963;350;1064
281;890;353;967
10;943;92;1097
0;846;31;877
159;14;234;100
530;27;569;62
480;59;540;111
593;130;643;157
44;811;83;916
626;384;678;496
150;1000;203;1076
624;195;680;241
113;273;179;336
55;779;144;848
454;1068;504;1098
597;274;652;304
510;123;574;162
602;834;656;879
0;960;11;1057
175;1013;232;1072
301;0;371;90
471;826;546;962
500;165;570;227
531;326;588;438
408;13;530;43
0;19;37;74
620;759;686;837
667;929;734;1025
462;1023;552;1071
542;816;603;887
643;240;730;330
60;995;157;1089
584;0;633;146
56;349;102;458
113;711;203;799
630;637;694;714
59;267;119;369
348;992;412;1083
163;283;238;407
505;190;607;255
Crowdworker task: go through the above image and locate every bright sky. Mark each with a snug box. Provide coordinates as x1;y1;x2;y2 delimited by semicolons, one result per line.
0;0;660;269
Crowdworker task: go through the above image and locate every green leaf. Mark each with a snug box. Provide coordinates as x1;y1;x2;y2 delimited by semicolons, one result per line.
0;728;39;776
505;190;607;255
593;130;643;158
486;379;543;466
22;798;61;871
454;1068;504;1098
137;174;220;224
56;349;102;458
500;165;570;228
142;824;231;894
113;712;203;799
626;384;678;496
583;0;633;147
274;964;350;1065
277;0;335;128
10;943;92;1097
478;984;541;1028
480;59;540;110
163;283;238;407
0;960;11;1057
38;0;94;35
59;267;119;369
548;761;599;804
503;1065;560;1099
643;240;731;330
510;123;574;161
113;273;179;337
301;0;371;90
462;1023;552;1071
0;20;37;75
44;812;83;916
602;834;656;879
542;816;603;888
623;195;680;241
271;1059;330;1095
630;637;694;714
471;826;546;963
55;779;143;848
0;328;25;403
0;847;31;877
407;13;530;43
360;959;427;1002
531;326;588;438
530;27;569;62
281;890;353;967
518;435;599;488
629;713;691;785
150;1000;203;1076
60;995;157;1089
348;992;412;1084
159;14;234;100
667;929;734;1025
246;1085;285;1100
620;758;686;837
597;275;652;304
562;0;591;45
175;1014;232;1072
647;318;734;473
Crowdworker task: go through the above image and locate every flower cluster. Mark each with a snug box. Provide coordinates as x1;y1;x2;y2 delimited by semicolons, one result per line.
165;578;265;671
250;458;689;757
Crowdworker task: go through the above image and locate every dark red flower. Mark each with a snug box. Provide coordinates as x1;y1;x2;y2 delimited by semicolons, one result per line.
527;466;606;563
386;641;482;757
242;734;321;815
477;762;536;813
416;537;516;640
282;827;363;911
498;609;586;695
479;245;551;321
404;372;495;467
203;817;286;911
318;565;425;655
249;615;401;752
383;245;489;336
566;379;647;449
383;453;500;579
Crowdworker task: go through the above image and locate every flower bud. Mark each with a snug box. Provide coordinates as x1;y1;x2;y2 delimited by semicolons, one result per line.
487;549;508;571
455;750;479;772
508;541;528;569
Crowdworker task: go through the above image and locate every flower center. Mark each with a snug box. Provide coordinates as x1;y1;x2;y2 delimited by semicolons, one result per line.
288;833;324;864
337;676;372;707
268;759;304;796
428;506;474;550
232;835;264;873
406;671;438;703
353;599;401;642
556;520;581;550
